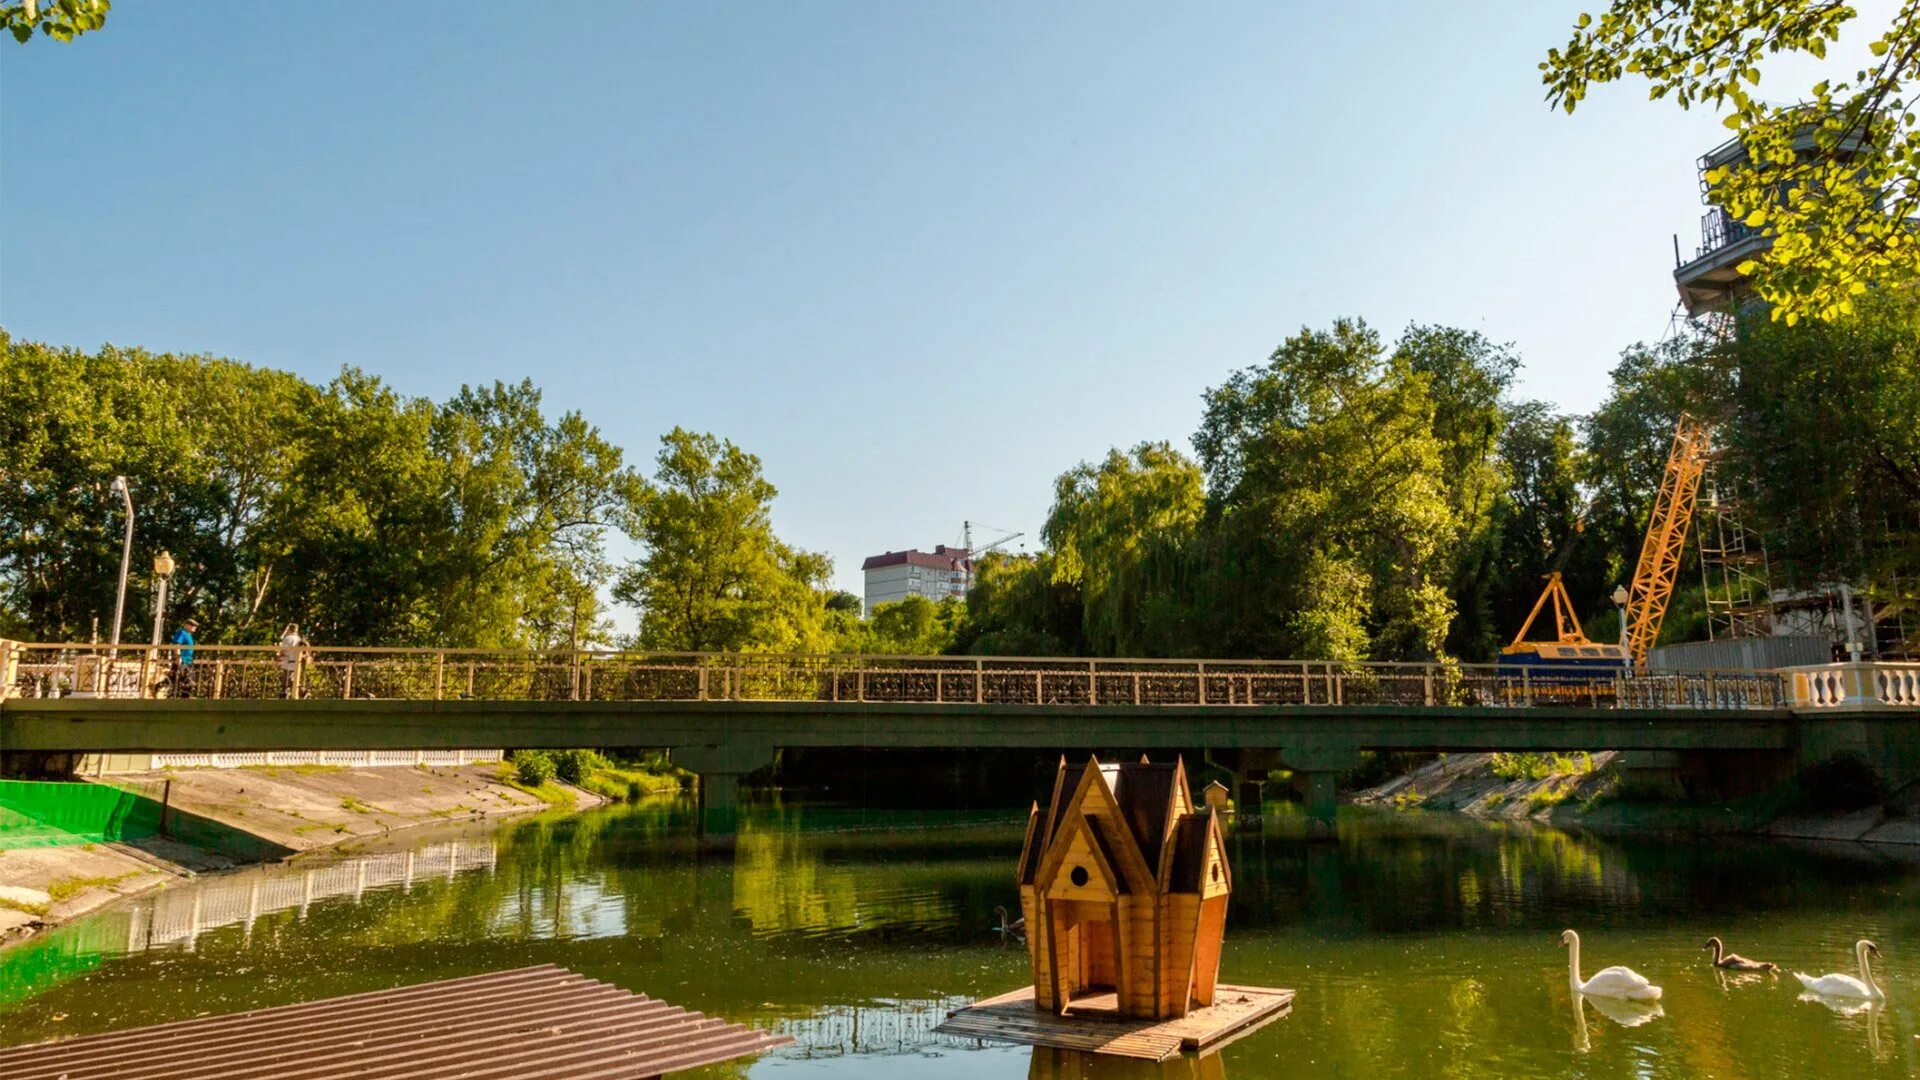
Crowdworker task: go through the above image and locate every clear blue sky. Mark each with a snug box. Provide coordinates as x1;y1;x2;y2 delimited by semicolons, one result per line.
0;2;1887;600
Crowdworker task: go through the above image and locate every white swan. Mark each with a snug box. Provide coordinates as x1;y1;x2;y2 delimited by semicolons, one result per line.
1794;939;1885;1000
1562;929;1662;1000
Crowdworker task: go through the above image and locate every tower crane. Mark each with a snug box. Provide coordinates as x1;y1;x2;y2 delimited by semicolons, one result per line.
963;520;1025;558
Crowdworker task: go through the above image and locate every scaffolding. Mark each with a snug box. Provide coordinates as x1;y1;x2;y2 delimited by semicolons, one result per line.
1696;456;1774;641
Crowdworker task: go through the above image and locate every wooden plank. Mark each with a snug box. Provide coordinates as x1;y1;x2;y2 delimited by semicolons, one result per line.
934;984;1293;1062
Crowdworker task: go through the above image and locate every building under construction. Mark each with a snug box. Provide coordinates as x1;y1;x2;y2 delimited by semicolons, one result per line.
1652;134;1920;664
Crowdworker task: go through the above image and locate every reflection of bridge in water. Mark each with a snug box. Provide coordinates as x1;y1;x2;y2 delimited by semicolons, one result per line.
774;996;983;1057
123;839;500;953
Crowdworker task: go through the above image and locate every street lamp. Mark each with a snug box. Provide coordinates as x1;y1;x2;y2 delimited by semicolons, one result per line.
150;550;176;649
1611;585;1631;666
107;476;134;659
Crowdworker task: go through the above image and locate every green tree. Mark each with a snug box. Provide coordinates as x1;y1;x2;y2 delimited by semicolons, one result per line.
831;595;964;655
950;552;1084;656
614;428;831;652
1543;1;1920;322
1727;289;1920;605
4;0;107;44
1394;326;1520;659
1194;319;1460;660
1043;442;1205;656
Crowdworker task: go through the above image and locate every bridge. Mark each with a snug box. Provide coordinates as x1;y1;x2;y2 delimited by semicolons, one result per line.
3;641;1916;838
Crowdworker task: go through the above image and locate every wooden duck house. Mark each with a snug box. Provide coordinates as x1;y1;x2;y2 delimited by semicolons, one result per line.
1016;755;1232;1020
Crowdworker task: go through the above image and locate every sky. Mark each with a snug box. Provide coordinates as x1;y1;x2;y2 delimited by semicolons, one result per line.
0;2;1896;604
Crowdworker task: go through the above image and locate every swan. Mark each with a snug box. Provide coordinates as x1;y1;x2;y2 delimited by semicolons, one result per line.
1562;929;1662;1000
1705;936;1778;972
1794;939;1884;1000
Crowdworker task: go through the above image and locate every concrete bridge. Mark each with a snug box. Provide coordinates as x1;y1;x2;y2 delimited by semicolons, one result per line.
4;642;1916;837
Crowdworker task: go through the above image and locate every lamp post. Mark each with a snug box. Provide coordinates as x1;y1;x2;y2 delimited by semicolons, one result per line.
1612;585;1631;668
108;476;134;659
150;550;176;649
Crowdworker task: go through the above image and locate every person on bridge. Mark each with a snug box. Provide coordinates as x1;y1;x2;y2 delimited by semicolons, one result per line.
170;618;199;698
278;623;305;699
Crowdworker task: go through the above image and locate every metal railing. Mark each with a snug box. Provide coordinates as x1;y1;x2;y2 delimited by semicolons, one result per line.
1;642;1791;711
1698;206;1761;258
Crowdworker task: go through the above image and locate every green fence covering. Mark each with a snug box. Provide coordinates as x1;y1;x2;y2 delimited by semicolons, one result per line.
0;780;161;849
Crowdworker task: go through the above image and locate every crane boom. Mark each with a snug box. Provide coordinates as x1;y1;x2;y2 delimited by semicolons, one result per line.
1625;414;1713;668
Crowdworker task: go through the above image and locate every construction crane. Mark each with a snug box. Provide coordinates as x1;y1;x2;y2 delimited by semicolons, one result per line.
1500;507;1628;671
1623;413;1714;668
963;520;1025;558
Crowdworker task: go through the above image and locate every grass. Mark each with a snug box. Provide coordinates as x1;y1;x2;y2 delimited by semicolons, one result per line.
1527;783;1575;810
46;872;141;904
338;796;377;814
495;766;576;808
1482;792;1506;809
1390;787;1426;810
0;897;49;918
1490;752;1597;782
578;765;686;803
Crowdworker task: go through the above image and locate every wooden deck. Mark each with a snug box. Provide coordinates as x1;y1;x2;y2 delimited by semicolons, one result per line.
935;984;1293;1061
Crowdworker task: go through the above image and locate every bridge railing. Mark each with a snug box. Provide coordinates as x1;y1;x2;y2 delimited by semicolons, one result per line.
2;642;1788;711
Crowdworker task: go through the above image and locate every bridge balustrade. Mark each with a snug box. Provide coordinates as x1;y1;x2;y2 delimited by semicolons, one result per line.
2;643;1793;711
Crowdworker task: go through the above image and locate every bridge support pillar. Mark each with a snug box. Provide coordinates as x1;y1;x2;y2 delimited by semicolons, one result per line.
672;741;775;850
1613;750;1686;801
1282;743;1362;840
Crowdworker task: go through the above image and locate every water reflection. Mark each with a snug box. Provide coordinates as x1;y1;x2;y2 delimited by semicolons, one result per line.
1027;1046;1227;1079
2;805;1917;1078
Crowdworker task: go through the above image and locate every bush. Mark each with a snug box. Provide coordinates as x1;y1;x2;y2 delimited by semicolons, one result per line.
510;750;556;786
554;748;609;786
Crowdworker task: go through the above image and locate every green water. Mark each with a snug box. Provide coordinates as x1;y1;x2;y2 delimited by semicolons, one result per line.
2;804;1917;1078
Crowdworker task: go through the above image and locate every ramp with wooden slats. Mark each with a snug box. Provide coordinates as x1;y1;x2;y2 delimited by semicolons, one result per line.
0;964;793;1079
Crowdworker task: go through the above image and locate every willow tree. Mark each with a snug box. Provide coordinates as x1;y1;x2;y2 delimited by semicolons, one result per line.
1042;442;1205;657
1543;1;1920;323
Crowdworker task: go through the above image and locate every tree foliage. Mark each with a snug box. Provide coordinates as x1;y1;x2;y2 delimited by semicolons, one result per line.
1;334;637;647
3;0;107;44
1543;1;1920;323
613;428;831;653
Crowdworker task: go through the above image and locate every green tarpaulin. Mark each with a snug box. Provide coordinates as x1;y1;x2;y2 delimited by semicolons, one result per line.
0;780;160;849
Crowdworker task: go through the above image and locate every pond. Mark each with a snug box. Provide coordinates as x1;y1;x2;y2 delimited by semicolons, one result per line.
2;803;1916;1077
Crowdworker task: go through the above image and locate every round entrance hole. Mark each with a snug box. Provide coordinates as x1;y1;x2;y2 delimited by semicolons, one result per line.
1070;866;1090;887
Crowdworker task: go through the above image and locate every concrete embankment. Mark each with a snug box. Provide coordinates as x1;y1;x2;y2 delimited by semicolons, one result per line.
1352;750;1920;845
0;763;600;946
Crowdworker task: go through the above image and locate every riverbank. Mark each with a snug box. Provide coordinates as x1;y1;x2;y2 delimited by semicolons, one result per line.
0;762;603;946
1351;750;1920;844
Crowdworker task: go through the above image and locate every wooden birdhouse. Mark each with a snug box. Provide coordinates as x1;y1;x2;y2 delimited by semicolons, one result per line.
1015;755;1232;1020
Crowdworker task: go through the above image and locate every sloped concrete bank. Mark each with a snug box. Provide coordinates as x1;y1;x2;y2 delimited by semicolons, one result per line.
1352;751;1920;845
0;763;600;946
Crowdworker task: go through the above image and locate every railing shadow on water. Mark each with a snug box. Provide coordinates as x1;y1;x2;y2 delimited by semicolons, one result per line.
2;641;1797;712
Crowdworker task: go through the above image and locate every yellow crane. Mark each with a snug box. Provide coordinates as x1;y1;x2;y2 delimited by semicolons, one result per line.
1623;414;1714;668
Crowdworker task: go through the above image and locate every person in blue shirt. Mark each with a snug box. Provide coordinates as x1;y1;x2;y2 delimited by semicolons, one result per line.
170;618;198;697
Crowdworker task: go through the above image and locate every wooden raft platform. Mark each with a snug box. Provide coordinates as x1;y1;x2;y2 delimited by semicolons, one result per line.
935;984;1294;1061
0;964;793;1080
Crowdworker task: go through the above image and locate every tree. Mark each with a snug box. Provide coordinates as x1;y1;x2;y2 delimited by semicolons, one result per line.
613;428;831;653
1043;442;1205;656
1726;289;1920;601
832;595;964;655
4;0;107;44
1194;319;1460;660
1543;1;1920;322
1394;326;1520;659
